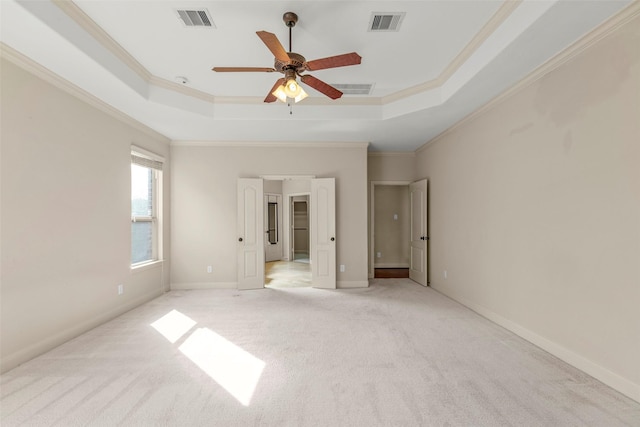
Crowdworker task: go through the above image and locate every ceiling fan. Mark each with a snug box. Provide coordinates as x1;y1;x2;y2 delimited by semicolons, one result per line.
212;12;362;103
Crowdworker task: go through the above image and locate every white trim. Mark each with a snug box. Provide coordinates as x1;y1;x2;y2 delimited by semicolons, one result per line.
171;282;237;290
368;151;416;158
261;175;316;181
52;0;151;82
382;0;521;104
131;259;164;274
131;145;165;162
433;287;640;403
170;140;370;149
337;281;370;289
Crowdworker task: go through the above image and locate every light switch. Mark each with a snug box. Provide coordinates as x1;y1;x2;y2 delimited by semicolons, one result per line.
393;214;398;220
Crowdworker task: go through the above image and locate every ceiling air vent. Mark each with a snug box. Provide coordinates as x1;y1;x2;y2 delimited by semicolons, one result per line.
176;9;215;28
368;12;405;32
331;84;374;96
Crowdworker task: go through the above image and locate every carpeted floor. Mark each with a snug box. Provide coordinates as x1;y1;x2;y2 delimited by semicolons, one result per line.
1;279;639;426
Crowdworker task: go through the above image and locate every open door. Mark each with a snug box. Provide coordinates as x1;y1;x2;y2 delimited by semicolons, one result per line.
409;179;428;286
310;178;336;289
237;178;264;289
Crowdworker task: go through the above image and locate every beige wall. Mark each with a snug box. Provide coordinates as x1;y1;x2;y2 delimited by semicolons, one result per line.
0;58;171;373
170;144;368;288
374;185;410;267
368;152;416;182
415;16;640;400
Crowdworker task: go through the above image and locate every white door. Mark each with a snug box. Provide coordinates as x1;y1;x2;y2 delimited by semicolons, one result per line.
310;178;336;289
237;178;264;290
409;179;428;286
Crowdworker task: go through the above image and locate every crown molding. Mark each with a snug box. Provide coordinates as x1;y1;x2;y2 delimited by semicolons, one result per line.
382;0;521;104
53;0;518;109
439;0;523;84
52;0;151;82
368;151;415;157
1;42;170;143
416;0;640;155
170;140;370;149
210;95;382;106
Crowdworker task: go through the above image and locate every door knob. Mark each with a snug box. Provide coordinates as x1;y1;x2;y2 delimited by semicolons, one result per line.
238;237;243;242
331;237;335;241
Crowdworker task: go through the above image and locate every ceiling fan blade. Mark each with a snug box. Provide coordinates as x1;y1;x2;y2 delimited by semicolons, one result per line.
212;67;276;72
264;78;285;103
305;52;362;71
256;31;291;63
300;75;343;100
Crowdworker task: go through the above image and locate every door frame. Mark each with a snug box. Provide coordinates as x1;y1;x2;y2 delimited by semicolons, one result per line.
369;181;411;279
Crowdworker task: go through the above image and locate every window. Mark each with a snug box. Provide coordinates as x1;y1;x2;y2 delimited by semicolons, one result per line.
131;150;163;266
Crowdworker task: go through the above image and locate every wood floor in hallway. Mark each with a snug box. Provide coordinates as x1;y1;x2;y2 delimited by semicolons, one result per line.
265;260;311;288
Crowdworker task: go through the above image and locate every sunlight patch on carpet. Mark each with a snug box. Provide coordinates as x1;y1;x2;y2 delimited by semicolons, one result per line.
179;328;265;406
151;309;197;343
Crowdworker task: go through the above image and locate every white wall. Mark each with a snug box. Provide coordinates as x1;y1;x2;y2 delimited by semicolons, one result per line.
0;58;171;373
415;15;640;401
170;144;368;289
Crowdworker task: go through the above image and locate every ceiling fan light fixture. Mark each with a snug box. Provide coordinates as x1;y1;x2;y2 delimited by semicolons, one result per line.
272;84;288;103
283;77;302;98
272;83;308;103
294;87;308;103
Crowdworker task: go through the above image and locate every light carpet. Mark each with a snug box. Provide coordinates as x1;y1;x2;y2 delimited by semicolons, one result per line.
2;279;639;426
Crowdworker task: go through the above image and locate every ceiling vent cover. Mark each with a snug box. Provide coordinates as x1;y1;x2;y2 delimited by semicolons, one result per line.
368;12;405;32
331;83;374;96
176;9;215;28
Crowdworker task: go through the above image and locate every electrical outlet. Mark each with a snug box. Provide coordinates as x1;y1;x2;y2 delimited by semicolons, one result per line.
340;264;345;272
207;265;212;273
393;214;398;220
443;270;447;279
118;284;124;295
377;252;381;258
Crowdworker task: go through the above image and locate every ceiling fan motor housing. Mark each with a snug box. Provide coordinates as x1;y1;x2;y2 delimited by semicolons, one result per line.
275;52;306;73
283;12;298;28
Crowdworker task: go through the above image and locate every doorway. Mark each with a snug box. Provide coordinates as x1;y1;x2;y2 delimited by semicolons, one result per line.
238;177;336;290
265;193;311;289
371;183;411;278
291;196;310;263
370;179;428;285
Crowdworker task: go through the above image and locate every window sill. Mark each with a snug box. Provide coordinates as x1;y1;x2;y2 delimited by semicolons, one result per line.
131;259;164;273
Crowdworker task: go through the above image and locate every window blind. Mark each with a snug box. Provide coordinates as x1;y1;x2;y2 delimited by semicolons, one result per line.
131;154;163;171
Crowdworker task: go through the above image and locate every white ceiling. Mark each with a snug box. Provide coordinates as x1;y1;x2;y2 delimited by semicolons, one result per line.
0;0;632;151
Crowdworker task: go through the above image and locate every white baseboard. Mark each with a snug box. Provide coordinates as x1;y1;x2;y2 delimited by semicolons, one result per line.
433;286;640;403
171;282;237;290
374;263;410;268
337;280;370;289
1;288;163;374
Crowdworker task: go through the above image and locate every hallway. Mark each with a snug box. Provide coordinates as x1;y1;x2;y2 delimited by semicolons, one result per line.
265;261;311;288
